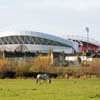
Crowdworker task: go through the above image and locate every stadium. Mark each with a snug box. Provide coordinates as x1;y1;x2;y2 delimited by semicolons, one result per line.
0;31;78;57
67;35;100;53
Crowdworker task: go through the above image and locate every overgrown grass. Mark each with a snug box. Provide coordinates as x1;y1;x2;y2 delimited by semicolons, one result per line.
0;58;100;78
0;79;100;100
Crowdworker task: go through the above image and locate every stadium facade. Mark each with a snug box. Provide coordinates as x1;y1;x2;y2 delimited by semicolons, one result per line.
0;31;78;55
67;35;100;52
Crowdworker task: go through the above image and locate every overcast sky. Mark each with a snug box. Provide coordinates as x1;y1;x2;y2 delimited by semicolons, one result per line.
0;0;100;41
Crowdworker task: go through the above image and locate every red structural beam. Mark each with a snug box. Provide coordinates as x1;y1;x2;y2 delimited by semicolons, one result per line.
79;43;99;52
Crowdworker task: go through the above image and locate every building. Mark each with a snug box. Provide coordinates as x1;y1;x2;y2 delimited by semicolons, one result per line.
0;31;78;57
67;35;100;53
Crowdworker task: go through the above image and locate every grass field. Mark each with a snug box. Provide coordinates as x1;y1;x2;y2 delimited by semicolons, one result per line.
0;79;100;100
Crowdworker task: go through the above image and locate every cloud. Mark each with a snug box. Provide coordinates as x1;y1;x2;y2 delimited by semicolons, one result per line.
1;0;100;13
21;0;100;12
0;0;100;41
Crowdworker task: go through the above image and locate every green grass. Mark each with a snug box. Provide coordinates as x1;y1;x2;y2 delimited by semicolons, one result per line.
62;66;82;69
0;79;100;100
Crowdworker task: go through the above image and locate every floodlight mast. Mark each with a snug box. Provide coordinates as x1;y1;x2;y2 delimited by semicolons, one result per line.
85;27;89;52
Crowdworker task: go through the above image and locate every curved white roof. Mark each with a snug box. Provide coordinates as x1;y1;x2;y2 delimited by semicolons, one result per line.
67;35;100;46
0;31;76;49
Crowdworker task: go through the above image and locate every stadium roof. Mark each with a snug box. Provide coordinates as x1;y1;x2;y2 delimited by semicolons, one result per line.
0;31;73;46
0;31;78;53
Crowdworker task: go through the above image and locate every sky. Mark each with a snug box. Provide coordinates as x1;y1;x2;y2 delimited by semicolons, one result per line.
0;0;100;41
